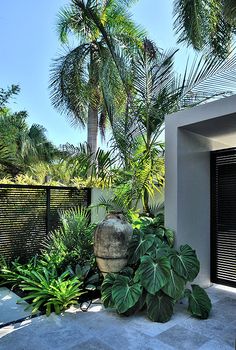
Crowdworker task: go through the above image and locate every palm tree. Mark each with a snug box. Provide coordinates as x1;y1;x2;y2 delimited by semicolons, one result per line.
0;112;59;177
173;0;236;58
0;85;20;114
49;0;144;156
110;39;236;212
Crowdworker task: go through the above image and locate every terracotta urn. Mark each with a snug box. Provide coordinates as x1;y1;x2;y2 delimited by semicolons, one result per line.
94;213;133;275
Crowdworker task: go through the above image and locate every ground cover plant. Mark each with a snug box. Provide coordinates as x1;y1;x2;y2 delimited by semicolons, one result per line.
0;207;101;316
101;213;212;323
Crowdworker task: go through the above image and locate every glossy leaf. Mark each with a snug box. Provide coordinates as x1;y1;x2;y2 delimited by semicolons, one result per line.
120;267;134;278
146;291;174;323
122;291;147;316
170;245;200;281
147;243;171;260
187;284;212;319
162;269;185;300
112;275;143;314
164;228;175;247
101;273;117;308
128;232;155;264
137;255;171;294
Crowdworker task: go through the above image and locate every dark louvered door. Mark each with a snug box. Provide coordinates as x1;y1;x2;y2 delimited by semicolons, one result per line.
211;149;236;287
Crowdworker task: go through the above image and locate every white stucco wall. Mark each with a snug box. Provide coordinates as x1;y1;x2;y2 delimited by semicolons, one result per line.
165;95;236;287
91;188;113;223
91;188;164;223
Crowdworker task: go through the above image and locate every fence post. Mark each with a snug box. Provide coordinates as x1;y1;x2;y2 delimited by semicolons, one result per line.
46;187;50;235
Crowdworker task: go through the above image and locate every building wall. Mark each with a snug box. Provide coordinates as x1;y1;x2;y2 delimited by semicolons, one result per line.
164;95;236;287
91;188;164;224
91;188;113;223
177;130;227;286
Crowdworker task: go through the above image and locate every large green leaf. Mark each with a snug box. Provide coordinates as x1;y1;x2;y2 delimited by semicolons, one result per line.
162;269;186;300
119;267;134;278
122;291;147;316
112;275;143;314
170;245;200;281
101;273;117;308
147;242;171;260
164;228;175;247
128;231;155;264
137;255;171;295
146;291;174;323
186;284;212;319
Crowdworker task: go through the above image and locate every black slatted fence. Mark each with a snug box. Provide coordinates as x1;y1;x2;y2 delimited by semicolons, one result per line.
0;184;91;261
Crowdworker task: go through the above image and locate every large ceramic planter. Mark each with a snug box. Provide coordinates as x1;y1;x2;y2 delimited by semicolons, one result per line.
94;213;133;275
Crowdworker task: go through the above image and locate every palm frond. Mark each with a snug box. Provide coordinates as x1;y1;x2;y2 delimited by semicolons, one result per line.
178;51;236;107
173;0;235;58
224;0;236;22
57;6;79;43
49;44;90;128
0;142;13;163
173;0;208;50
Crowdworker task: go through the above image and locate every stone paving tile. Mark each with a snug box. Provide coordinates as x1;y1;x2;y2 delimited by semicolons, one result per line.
0;285;235;350
68;338;114;350
93;325;176;350
206;285;236;302
128;302;191;337
181;315;236;348
156;325;209;350
0;315;92;350
210;297;236;323
198;339;235;350
0;287;32;325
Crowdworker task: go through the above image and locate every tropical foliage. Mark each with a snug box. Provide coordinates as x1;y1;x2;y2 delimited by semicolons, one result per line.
97;38;236;212
101;214;212;323
50;0;144;155
174;0;236;58
0;207;100;316
0;85;60;177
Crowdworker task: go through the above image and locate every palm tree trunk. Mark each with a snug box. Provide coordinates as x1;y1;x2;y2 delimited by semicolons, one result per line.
143;121;152;214
87;106;98;155
87;106;98;178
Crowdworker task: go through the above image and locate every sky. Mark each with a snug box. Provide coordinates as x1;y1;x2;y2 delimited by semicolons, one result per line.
0;0;191;147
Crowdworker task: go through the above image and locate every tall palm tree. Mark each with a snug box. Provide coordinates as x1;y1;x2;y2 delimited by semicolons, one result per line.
173;0;236;58
49;0;144;156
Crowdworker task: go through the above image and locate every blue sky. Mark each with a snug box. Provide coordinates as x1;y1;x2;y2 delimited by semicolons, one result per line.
0;0;191;147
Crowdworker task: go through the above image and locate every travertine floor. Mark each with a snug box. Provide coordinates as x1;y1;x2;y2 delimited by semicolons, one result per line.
0;284;235;350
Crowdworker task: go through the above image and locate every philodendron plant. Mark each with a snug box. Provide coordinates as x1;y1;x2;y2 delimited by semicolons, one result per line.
101;214;212;323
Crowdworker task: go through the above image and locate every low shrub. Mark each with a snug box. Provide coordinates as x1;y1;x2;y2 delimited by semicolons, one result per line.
101;214;212;323
19;269;84;316
43;207;96;270
0;206;101;316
